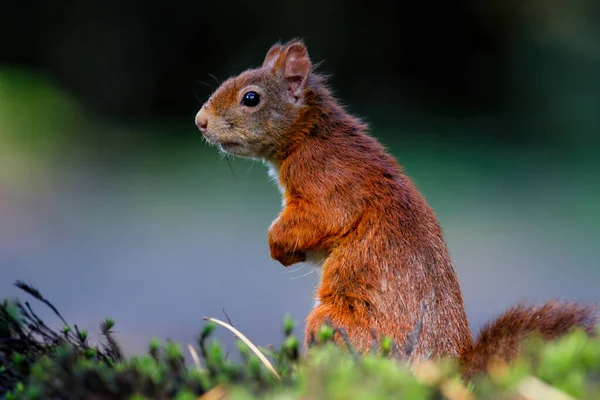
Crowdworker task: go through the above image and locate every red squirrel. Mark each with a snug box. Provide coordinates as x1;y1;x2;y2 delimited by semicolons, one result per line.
194;39;597;378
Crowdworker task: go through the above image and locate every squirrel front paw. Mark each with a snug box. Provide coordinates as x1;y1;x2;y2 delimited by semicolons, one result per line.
268;219;307;266
269;243;306;266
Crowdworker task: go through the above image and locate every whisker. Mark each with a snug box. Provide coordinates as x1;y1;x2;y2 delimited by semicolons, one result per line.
208;73;221;85
312;269;321;285
245;161;256;174
224;155;236;177
291;269;315;280
196;80;215;91
281;265;304;274
192;88;203;105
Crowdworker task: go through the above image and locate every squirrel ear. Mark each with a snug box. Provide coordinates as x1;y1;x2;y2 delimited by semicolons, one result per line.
280;42;312;103
263;43;284;69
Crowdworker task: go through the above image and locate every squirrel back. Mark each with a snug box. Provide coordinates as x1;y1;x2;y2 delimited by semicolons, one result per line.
195;39;598;379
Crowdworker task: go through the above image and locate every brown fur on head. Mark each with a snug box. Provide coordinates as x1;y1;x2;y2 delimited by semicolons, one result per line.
195;39;314;160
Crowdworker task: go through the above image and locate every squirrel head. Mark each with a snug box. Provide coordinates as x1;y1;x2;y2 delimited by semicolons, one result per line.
195;39;313;160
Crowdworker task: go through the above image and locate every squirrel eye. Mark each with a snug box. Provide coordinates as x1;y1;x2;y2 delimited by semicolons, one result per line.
241;91;261;107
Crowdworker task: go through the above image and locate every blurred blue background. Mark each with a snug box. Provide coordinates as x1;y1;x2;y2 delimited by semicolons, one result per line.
1;0;599;356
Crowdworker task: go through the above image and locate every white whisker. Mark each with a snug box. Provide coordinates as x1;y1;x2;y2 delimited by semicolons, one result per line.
245;161;256;174
281;265;304;274
291;268;315;280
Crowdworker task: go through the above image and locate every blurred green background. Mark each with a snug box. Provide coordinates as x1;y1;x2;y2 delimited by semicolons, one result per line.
1;0;599;356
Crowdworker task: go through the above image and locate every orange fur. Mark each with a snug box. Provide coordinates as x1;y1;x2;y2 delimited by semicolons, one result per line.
195;39;598;378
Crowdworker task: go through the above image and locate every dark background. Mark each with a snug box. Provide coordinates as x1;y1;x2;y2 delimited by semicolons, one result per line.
1;0;599;357
4;0;599;145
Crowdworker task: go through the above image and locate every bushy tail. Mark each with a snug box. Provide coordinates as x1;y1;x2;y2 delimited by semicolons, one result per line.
459;300;598;379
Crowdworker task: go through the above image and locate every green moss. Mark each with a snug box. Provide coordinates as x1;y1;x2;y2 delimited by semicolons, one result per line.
1;281;599;399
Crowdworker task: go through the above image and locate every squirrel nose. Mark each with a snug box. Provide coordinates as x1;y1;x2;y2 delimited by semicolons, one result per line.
195;111;208;133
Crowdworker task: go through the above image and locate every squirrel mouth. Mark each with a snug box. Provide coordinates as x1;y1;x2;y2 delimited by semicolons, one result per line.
218;141;242;152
